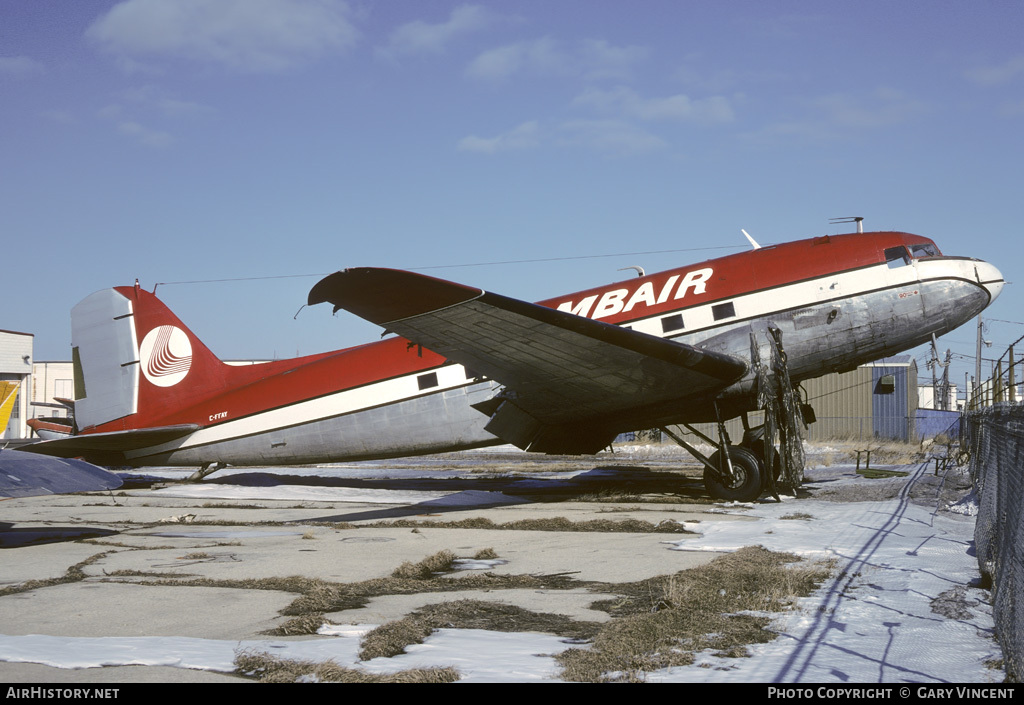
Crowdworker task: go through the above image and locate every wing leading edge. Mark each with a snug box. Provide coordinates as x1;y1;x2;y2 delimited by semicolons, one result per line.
309;268;747;453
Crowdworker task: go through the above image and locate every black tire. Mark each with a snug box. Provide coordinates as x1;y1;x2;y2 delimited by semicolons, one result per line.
703;445;763;501
746;439;781;488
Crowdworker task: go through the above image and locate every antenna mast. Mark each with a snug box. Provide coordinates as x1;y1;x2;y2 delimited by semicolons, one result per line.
829;216;864;233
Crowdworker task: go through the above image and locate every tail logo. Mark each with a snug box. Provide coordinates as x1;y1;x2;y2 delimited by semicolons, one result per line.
139;325;193;387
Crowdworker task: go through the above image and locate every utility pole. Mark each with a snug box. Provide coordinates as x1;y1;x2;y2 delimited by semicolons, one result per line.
1011;345;1016;403
976;315;984;407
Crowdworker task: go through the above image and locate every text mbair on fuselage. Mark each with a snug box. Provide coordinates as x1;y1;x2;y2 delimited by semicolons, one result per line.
556;267;714;320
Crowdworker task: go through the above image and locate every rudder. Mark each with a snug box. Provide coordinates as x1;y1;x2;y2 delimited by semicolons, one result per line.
72;284;227;432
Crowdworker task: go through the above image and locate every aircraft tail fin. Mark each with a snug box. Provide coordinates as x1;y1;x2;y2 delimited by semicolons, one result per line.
72;284;229;433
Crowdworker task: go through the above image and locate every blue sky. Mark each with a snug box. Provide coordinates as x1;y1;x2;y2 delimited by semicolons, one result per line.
3;0;1023;394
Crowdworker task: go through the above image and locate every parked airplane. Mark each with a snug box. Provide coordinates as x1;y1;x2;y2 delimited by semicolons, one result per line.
24;230;1003;501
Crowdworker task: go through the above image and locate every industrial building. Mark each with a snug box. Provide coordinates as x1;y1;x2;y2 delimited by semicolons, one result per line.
801;356;919;442
0;329;34;439
660;356;929;446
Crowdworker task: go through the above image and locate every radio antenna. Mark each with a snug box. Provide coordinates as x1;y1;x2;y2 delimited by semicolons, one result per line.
829;216;864;233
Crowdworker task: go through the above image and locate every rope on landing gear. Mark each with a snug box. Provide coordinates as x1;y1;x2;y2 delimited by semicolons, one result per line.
751;331;781;501
768;326;805;493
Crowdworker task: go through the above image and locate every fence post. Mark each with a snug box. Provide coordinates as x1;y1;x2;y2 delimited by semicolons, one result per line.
1010;346;1017;403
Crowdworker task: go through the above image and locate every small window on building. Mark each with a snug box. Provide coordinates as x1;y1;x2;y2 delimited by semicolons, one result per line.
661;314;684;333
712;302;736;321
884;246;910;269
876;374;896;394
417;372;438;390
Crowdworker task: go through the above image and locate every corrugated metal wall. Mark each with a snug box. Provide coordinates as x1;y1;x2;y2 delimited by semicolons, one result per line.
655;357;919;445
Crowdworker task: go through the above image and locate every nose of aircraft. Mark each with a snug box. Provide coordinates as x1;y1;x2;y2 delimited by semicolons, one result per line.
975;259;1005;304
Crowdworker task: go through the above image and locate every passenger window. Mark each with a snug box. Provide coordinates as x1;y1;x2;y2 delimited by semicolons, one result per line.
884;246;910;268
417;372;438;390
661;314;684;333
712;302;736;321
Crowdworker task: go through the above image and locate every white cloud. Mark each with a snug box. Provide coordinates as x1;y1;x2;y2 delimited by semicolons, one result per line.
457;121;540;154
121;85;216;118
39;110;76;125
466;37;567;81
466;37;646;82
577;39;648;81
0;55;44;77
810;87;926;129
378;4;498;61
964;56;1024;87
573;86;734;124
117;121;173;148
457;119;667;157
745;87;928;143
557;119;667;156
86;0;359;73
96;86;213;147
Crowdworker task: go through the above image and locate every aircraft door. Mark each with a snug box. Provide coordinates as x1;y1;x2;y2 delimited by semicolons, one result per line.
880;245;926;348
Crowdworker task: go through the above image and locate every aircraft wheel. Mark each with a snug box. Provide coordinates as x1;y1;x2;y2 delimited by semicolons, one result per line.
746;440;781;487
704;445;762;502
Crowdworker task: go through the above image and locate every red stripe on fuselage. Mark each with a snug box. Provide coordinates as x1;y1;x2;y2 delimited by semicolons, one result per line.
542;231;936;324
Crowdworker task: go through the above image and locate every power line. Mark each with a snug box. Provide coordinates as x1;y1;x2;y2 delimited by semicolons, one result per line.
152;245;743;289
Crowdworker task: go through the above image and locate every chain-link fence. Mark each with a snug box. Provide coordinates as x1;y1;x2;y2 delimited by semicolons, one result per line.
965;403;1024;680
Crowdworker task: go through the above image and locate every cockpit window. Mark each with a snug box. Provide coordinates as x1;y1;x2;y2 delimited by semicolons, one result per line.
909;243;940;258
884;246;910;268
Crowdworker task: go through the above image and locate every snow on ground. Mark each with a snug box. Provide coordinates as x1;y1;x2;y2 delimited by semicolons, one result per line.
0;455;1004;682
657;474;999;682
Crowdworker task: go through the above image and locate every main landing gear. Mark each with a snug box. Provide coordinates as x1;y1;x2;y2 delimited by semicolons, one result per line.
660;413;776;503
660;326;806;503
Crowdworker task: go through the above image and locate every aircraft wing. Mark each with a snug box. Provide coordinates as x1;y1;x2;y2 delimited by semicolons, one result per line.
309;268;747;453
0;449;122;499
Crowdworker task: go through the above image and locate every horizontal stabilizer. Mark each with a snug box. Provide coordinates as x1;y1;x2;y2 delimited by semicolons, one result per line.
0;449;123;499
20;425;200;464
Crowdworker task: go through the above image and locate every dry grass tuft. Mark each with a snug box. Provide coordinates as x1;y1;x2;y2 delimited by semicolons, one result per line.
557;546;833;682
358;617;438;660
391;550;457;580
359;599;600;661
0;552;110;597
367;517;694;534
235;650;459;683
265;613;328;636
814;439;925;467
